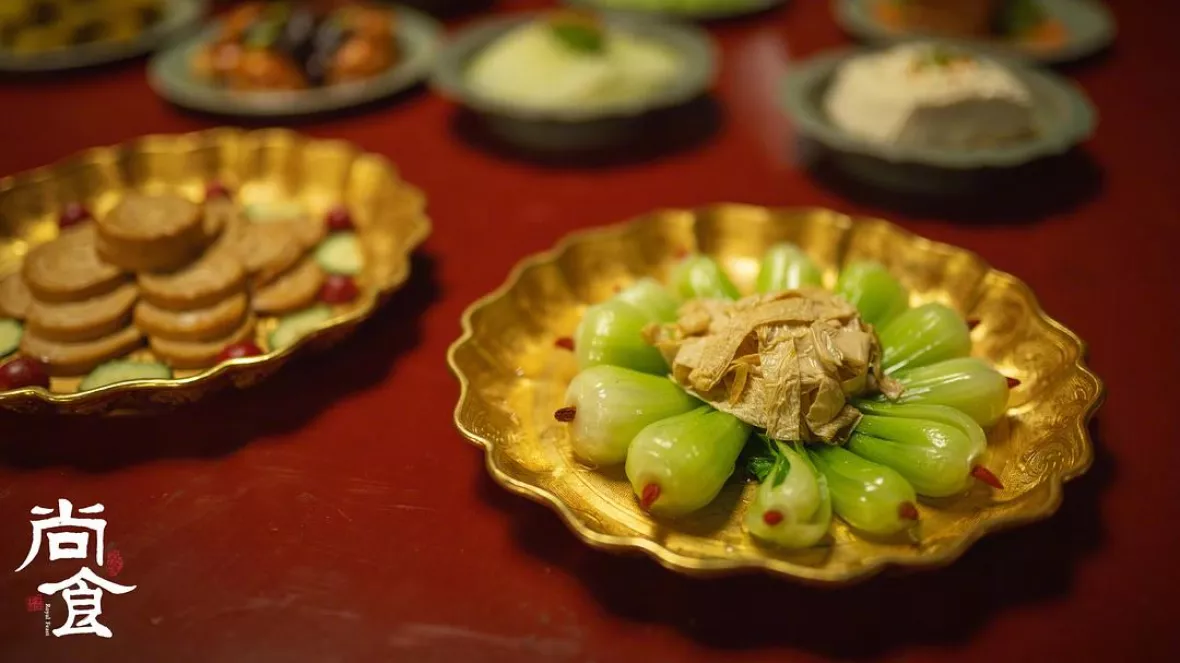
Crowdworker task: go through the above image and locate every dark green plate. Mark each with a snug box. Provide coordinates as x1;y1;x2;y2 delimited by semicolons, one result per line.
0;0;206;73
834;0;1115;63
147;5;441;118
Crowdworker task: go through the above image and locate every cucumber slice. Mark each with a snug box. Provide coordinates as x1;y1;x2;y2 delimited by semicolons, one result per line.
315;233;363;275
79;360;173;391
269;305;333;350
244;200;306;223
0;318;22;358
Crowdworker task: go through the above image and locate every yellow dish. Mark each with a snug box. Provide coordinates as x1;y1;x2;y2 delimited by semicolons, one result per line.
0;128;430;415
448;205;1102;583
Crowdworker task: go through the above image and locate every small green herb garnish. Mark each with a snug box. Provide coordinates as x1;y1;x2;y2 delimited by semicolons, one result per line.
551;23;604;54
913;45;973;70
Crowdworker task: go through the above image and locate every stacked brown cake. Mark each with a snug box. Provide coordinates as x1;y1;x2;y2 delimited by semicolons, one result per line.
0;191;328;375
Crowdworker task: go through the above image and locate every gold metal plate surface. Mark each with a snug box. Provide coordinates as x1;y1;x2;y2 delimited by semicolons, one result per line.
448;205;1103;584
0;128;430;415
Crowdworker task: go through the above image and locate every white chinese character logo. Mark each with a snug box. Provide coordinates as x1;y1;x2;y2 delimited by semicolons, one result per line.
16;499;106;572
37;568;136;638
15;498;135;638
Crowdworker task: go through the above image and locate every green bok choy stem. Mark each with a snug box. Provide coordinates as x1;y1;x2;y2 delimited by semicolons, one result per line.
744;440;832;548
625;406;751;517
889;357;1011;427
756;243;823;293
668;255;740;301
878;303;972;374
558;365;699;466
809;444;919;536
835;261;908;328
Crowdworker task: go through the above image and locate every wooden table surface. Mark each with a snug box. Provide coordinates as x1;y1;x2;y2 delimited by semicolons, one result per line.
1;1;1177;661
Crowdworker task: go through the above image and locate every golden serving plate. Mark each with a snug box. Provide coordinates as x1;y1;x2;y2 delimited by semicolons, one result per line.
448;205;1103;583
0;128;430;415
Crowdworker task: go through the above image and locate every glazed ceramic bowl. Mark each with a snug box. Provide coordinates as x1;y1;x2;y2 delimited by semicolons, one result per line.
780;45;1096;176
147;5;441;118
448;205;1102;583
429;12;716;152
834;0;1115;64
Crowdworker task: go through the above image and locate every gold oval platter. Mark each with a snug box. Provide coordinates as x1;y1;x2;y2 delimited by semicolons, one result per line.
0;128;430;415
448;205;1103;584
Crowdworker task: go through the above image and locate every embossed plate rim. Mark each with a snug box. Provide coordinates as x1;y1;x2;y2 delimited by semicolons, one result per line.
447;204;1104;584
147;5;443;118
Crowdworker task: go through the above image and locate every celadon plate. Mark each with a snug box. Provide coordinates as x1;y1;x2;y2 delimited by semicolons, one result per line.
781;46;1097;170
429;12;716;123
834;0;1115;64
0;128;431;415
448;205;1103;583
147;5;441;118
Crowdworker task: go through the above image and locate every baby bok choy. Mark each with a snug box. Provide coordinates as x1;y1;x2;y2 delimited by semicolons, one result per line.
625;406;751;517
878;303;971;374
756;243;823;293
743;438;832;549
889;357;1012;427
808;444;919;537
835;261;909;328
853;400;1004;490
668;255;740;301
613;278;681;323
846;403;998;497
574;299;667;374
556;365;699;466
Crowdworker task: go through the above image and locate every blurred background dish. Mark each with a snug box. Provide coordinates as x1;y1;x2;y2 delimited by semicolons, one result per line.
430;10;716;152
0;0;206;72
780;43;1095;191
148;1;441;117
561;0;786;22
834;0;1115;63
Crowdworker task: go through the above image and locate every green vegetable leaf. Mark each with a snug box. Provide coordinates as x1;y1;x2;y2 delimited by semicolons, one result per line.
770;450;791;488
551;24;604;54
744;434;794;485
747;454;776;483
741;434;777;482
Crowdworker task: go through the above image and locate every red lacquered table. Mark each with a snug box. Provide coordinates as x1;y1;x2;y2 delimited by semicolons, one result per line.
1;1;1178;661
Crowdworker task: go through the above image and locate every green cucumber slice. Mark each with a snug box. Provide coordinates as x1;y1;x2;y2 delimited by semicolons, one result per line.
0;318;22;358
269;305;333;350
315;233;363;275
79;360;173;391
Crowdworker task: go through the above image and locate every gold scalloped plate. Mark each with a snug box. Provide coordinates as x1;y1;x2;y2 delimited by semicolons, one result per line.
0;128;431;416
448;205;1103;584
